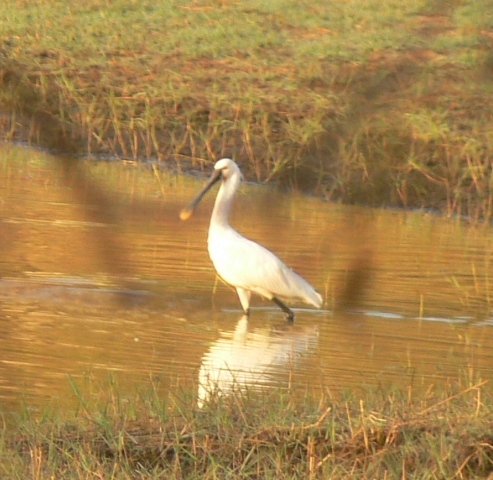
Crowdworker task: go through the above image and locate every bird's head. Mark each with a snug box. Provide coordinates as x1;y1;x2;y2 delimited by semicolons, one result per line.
213;158;243;181
180;158;241;221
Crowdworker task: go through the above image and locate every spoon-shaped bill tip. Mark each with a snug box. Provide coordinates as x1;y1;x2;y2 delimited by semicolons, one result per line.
180;168;222;221
180;206;194;221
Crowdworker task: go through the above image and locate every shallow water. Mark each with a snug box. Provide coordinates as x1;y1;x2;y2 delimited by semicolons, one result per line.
1;144;493;413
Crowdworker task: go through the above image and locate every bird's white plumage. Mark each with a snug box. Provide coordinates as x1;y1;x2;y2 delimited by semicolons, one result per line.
183;158;323;318
208;226;321;307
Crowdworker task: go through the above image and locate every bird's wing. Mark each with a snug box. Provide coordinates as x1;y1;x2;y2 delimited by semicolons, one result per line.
210;232;314;301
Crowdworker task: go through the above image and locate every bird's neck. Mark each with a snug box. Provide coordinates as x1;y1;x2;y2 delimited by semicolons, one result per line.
210;175;239;230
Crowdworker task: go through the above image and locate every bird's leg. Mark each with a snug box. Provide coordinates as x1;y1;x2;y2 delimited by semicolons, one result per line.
272;297;294;322
236;287;252;315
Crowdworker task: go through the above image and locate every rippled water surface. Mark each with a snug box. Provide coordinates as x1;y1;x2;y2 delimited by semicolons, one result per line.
1;144;493;413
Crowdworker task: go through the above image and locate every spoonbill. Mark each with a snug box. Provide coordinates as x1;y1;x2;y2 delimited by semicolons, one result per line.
180;158;323;321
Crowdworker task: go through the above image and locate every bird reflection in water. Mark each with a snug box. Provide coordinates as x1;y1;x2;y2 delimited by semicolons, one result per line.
197;315;319;407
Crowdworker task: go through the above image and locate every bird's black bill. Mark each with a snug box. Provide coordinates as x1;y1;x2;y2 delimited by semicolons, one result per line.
180;168;222;221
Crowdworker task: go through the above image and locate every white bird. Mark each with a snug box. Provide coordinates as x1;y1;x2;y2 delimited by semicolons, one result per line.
180;158;323;321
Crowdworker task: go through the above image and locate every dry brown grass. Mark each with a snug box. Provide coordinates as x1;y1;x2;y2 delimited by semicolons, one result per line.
3;379;493;479
1;0;493;220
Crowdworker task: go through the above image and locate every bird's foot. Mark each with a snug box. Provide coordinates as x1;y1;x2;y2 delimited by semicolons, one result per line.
273;297;294;323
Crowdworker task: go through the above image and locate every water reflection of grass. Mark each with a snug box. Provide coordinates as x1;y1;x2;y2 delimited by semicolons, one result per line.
2;378;492;478
1;1;493;220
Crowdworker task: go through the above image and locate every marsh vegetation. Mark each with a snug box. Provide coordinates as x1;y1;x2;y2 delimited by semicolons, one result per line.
1;0;492;219
2;379;492;479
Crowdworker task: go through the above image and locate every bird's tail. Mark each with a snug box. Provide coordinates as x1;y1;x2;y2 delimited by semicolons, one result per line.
307;289;323;309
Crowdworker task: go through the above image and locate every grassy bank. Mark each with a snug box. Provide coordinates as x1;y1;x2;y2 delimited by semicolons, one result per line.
1;1;493;219
1;379;492;479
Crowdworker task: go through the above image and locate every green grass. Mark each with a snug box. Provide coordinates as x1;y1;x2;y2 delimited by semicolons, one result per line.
1;0;493;220
2;377;493;479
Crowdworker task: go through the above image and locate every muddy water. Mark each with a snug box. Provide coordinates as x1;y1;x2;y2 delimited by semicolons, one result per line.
1;144;493;413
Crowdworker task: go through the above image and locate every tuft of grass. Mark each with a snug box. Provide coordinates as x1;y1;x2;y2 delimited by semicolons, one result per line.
1;377;493;479
1;0;493;220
